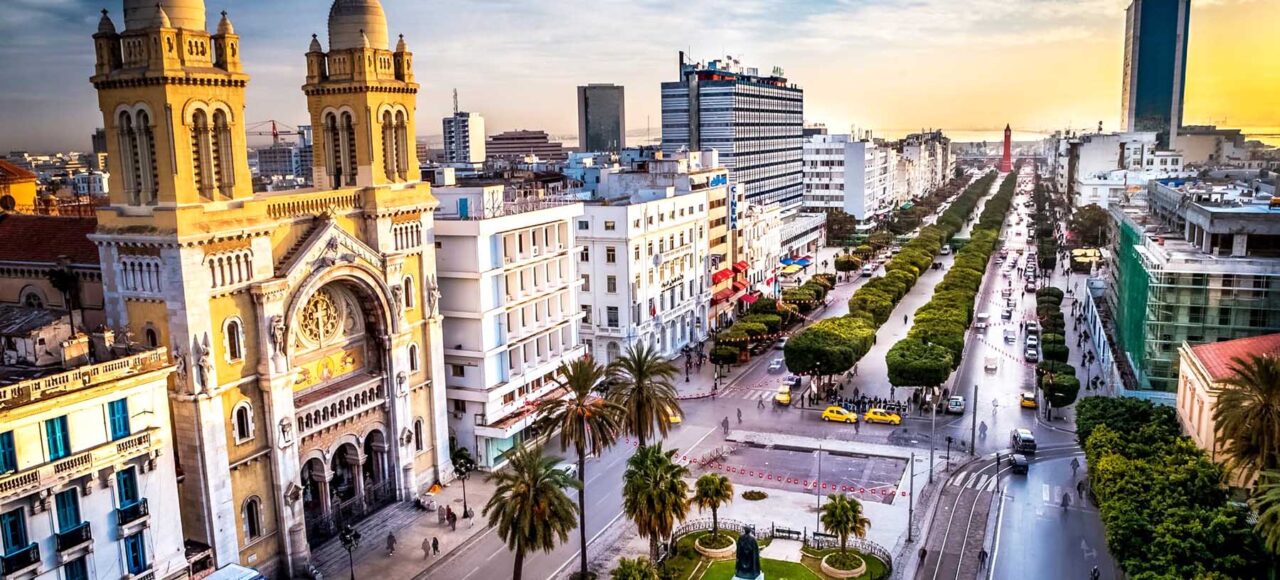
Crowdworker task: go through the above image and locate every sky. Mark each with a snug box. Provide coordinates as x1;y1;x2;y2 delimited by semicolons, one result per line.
1;0;1277;152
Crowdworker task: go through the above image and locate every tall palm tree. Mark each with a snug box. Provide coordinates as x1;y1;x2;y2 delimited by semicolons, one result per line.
610;557;659;580
623;444;691;562
608;343;680;447
483;445;581;580
820;494;871;556
1211;354;1280;485
691;473;734;541
536;357;623;579
1250;469;1280;555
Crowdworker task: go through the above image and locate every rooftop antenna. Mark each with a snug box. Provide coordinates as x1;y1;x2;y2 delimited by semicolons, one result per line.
452;88;459;115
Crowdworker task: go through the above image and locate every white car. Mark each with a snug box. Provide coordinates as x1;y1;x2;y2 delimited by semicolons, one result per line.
946;396;966;414
768;358;785;372
975;313;990;329
1026;335;1039;348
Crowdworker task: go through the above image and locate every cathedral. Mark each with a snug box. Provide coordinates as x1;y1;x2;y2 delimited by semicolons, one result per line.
89;0;449;575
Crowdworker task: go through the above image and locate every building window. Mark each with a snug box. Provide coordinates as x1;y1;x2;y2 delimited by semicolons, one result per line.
451;364;465;377
581;274;590;291
409;344;421;371
606;247;617;263
45;415;70;460
606;307;619;328
1;508;28;555
0;431;14;474
124;532;148;574
578;220;588;230
607;276;617;293
64;557;89;580
144;328;158;348
117;467;139;506
581;247;589;262
604;221;616;231
634;246;640;261
403;276;416;308
452;399;466;413
224;318;244;361
55;488;81;533
581;305;592;322
108;398;131;441
243;497;262;540
414;419;425;452
502;391;516;405
232;402;254;444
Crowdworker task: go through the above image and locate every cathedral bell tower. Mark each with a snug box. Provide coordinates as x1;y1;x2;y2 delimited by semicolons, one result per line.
304;0;420;190
92;1;251;212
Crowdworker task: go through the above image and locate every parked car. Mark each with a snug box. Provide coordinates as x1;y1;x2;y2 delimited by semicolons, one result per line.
821;406;858;424
555;461;580;480
1010;428;1037;454
1026;321;1041;336
1019;392;1038;408
863;408;902;425
768;357;785;372
774;385;792;406
946;396;966;414
1008;453;1030;475
1024;347;1039;362
1026;335;1039;348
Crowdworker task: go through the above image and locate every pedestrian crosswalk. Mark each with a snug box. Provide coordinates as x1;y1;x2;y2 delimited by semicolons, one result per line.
950;471;997;492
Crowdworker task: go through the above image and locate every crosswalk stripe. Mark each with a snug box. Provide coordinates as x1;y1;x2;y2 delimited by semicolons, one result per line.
1042;483;1050;503
974;474;989;490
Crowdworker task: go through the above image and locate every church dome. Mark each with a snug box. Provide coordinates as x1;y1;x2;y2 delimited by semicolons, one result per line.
124;0;206;31
328;0;388;51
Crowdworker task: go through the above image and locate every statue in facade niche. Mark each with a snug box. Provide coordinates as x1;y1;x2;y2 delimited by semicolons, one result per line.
426;274;441;316
194;333;213;392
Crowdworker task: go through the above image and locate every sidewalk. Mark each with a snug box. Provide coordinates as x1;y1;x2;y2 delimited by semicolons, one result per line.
310;475;497;579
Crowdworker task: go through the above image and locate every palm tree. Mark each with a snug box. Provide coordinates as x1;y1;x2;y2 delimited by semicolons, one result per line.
610;557;660;580
820;494;871;556
1250;469;1280;555
483;445;581;580
608;343;680;447
691;473;734;542
1211;354;1280;485
536;357;623;579
623;444;691;562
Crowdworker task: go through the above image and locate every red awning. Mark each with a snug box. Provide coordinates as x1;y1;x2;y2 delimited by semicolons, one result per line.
732;261;749;273
732;281;748;292
712;288;736;303
712;269;734;284
765;277;776;285
739;293;760;304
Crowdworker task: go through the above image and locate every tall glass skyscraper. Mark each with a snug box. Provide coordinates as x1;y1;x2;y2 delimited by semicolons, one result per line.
577;84;626;153
661;54;804;213
1120;0;1191;149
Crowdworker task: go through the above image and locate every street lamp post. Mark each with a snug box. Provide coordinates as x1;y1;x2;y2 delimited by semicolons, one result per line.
340;525;362;580
970;382;979;456
929;386;938;484
815;445;824;531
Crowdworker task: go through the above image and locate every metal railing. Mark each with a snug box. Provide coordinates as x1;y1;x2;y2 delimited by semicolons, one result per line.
1;542;40;575
803;535;893;572
55;521;92;552
117;498;149;526
0;349;169;408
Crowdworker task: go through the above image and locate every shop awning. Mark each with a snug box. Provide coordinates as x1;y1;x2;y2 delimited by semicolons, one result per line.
794;258;812;267
780;258;795;266
712;288;736;303
732;261;750;273
732;281;748;292
711;269;733;284
739;293;760;304
781;264;802;275
765;277;776;285
900;202;915;210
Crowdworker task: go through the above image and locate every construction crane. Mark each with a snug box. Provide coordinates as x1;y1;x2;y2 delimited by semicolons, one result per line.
246;120;306;146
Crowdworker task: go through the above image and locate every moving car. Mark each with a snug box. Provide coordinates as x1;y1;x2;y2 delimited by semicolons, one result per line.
1024;347;1040;362
775;337;787;350
864;408;902;425
555;461;580;480
1004;329;1017;343
946;396;966;414
1024;281;1037;292
783;375;803;389
768;357;785;372
1019;392;1038;408
1010;428;1037;454
984;357;998;372
862;265;874;277
975;313;990;329
940;245;951;256
774;385;792;406
669;412;683;425
1001;307;1013;320
821;406;858;423
1008;453;1030;475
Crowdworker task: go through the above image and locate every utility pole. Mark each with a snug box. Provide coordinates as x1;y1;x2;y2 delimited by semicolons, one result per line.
929;386;937;484
970;382;979;456
815;445;824;531
908;452;916;543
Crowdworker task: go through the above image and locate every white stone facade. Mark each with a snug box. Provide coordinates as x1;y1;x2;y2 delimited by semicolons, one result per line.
803;135;897;220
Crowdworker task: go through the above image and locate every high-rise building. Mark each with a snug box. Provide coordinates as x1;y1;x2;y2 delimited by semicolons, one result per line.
1120;0;1191;148
486;130;567;162
577;84;625;153
443;111;485;164
802;134;898;220
661;54;804;213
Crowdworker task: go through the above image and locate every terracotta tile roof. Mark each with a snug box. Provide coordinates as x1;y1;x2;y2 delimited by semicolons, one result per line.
1190;333;1280;382
0;214;99;265
0;159;37;184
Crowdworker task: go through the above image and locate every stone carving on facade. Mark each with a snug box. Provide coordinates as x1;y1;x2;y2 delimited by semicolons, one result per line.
279;416;295;448
284;481;302;506
401;427;414;447
171;345;188;391
270;314;288;372
298;289;340;344
396;371;408;396
390;283;404;320
194;333;213;393
426;274;441;317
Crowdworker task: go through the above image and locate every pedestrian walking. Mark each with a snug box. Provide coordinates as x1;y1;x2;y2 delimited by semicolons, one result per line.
1091;566;1100;580
853;363;859;376
737;408;743;424
758;395;765;409
448;511;457;531
919;547;928;563
432;537;439;555
1077;479;1085;499
386;531;397;556
422;537;432;560
978;548;988;569
854;419;860;434
722;416;730;436
904;314;909;324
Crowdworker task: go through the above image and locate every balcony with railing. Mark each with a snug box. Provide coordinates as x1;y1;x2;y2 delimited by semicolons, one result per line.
0;543;39;577
55;522;92;554
0;349;169;407
0;428;162;503
294;374;387;440
117;498;149;529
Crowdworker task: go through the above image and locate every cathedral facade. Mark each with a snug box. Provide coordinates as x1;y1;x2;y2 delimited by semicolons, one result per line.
88;0;450;576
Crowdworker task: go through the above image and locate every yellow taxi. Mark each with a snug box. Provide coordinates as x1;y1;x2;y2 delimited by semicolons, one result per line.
1019;392;1038;409
774;385;792;406
821;406;858;423
669;412;683;425
863;408;902;425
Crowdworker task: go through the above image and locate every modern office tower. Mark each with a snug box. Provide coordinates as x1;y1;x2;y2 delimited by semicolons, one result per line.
443;111;486;164
1120;0;1191;148
577;84;626;153
661;53;804;213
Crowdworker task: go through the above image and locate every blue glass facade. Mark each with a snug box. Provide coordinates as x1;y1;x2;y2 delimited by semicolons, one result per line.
1122;0;1190;148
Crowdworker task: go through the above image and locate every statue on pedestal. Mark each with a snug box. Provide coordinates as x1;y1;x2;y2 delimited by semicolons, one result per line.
733;525;763;580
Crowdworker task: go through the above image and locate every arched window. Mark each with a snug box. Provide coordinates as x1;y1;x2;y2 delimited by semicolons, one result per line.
144;328;158;348
408;343;420;372
381;110;396;182
394;110;409;180
403;276;415;309
191;109;212;199
135;110;157;204
325;112;341;189
413;418;424;452
242;496;262;540
224;318;244;361
341;112;357;186
213;109;234;197
19;286;45;309
118;111;139;203
232;401;254;443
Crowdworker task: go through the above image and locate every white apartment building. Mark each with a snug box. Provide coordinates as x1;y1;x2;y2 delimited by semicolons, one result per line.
802;135;897;220
443;111;486;165
579;157;713;364
69;171;109;197
433;183;586;469
0;348;185;580
1054;131;1188;207
736;203;782;297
